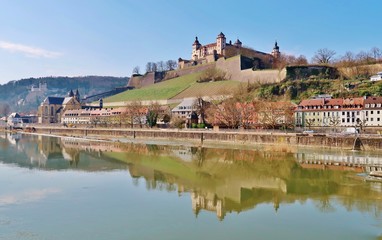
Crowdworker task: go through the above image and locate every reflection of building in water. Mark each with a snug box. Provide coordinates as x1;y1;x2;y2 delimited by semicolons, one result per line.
296;151;382;173
61;138;125;153
192;192;225;220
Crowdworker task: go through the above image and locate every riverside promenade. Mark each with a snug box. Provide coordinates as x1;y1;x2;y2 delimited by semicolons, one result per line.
15;126;382;151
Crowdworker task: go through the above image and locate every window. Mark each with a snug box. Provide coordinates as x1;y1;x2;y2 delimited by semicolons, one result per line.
371;118;374;121
371;111;374;114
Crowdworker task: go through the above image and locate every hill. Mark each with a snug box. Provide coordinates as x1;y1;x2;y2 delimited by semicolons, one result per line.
103;70;243;105
0;76;128;112
103;62;382;106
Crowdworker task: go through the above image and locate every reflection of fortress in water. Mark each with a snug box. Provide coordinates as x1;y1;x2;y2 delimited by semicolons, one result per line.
2;133;382;220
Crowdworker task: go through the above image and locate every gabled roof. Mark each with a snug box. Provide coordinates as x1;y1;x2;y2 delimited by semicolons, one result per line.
62;97;73;105
44;97;64;105
364;96;382;104
9;112;21;118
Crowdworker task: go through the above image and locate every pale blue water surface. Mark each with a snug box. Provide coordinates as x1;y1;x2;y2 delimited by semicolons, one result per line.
0;133;381;240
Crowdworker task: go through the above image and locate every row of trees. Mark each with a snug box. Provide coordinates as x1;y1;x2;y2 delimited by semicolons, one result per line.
132;60;178;75
311;47;382;66
193;85;295;129
274;46;381;69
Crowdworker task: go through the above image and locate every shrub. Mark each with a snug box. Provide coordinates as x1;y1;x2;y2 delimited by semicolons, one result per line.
198;68;228;83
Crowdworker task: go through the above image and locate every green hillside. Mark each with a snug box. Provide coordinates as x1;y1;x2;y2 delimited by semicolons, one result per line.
171;80;240;99
104;72;203;102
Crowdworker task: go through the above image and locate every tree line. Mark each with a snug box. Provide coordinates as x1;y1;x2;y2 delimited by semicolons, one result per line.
132;60;178;75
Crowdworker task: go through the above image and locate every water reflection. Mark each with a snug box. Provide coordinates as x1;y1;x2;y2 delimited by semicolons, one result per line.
1;132;382;220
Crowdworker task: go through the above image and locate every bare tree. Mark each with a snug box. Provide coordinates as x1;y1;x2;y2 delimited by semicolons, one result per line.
132;66;140;75
123;100;144;128
165;60;177;71
206;98;241;129
157;61;165;72
0;103;11;116
312;48;336;64
193;97;209;125
370;47;382;62
256;101;294;129
356;51;373;64
146;62;153;73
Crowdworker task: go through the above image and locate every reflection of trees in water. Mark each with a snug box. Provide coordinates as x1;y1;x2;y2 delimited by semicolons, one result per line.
3;134;382;220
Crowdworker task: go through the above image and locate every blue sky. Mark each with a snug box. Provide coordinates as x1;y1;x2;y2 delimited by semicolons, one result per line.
0;0;381;84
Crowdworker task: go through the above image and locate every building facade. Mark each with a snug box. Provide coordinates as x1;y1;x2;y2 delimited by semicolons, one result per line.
38;90;82;124
295;96;382;129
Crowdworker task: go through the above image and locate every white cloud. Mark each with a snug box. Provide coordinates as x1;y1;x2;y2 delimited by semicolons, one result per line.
0;41;62;58
0;188;61;206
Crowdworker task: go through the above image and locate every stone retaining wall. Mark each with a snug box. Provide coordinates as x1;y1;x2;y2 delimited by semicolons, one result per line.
30;127;382;151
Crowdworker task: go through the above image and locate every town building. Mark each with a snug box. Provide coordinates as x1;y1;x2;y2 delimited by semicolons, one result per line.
295;96;382;129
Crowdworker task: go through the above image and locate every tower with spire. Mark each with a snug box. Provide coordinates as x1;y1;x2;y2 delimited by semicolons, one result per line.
272;41;280;59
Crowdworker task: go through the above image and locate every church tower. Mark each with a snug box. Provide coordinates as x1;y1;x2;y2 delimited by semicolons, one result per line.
272;41;280;59
75;89;80;102
216;32;226;55
192;37;201;60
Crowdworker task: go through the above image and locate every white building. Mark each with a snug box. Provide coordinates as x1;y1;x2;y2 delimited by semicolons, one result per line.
7;112;24;128
370;72;382;81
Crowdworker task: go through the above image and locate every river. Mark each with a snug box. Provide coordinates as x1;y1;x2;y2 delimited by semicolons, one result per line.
0;132;382;239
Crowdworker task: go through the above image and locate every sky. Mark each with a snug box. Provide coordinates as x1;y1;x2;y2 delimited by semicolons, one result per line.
0;0;381;85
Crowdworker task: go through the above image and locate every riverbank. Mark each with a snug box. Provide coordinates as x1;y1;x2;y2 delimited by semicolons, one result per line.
7;126;382;151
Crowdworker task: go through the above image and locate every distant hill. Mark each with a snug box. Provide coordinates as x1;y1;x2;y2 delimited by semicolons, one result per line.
0;76;129;112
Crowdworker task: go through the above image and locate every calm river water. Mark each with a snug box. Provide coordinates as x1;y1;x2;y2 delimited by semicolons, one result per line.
0;133;382;240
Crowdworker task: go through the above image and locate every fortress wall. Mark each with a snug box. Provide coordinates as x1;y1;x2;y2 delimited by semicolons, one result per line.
216;55;286;84
127;72;156;88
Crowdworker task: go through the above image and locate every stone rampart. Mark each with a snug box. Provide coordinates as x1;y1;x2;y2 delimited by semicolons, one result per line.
215;55;286;83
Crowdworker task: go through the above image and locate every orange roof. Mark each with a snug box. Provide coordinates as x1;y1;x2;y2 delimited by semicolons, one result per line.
298;99;324;107
325;98;343;106
343;97;363;105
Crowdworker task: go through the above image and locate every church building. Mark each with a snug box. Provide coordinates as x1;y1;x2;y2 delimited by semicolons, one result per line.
38;90;82;124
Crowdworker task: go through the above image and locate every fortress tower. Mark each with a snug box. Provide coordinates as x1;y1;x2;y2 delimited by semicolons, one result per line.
272;41;280;59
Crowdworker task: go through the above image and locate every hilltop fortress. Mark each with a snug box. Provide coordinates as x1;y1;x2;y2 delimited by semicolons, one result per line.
128;32;285;89
178;32;280;69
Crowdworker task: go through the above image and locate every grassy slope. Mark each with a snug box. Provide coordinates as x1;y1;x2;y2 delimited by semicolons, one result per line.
104;70;241;102
171;80;240;99
104;72;203;102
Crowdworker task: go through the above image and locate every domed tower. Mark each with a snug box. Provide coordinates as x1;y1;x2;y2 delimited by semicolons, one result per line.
234;38;242;48
192;36;202;60
272;41;280;59
216;32;226;55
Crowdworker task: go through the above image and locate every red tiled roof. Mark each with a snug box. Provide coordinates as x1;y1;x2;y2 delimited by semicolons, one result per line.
364;96;382;104
298;99;324;107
